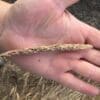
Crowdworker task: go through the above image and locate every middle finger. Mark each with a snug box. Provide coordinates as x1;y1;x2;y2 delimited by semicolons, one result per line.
82;49;100;66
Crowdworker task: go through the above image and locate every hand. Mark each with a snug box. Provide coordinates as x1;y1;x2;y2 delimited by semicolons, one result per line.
0;0;100;96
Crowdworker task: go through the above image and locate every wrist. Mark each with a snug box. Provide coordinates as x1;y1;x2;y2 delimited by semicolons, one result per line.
0;1;13;52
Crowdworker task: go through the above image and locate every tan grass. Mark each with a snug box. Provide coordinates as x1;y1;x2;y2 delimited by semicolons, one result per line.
0;63;100;100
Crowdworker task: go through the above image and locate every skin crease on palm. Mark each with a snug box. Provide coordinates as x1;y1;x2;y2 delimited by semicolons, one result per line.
0;0;100;96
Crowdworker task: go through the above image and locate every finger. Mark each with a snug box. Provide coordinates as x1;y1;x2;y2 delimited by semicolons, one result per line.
54;0;79;10
82;49;100;66
70;60;100;82
84;25;100;49
63;12;100;49
57;73;99;96
68;14;100;49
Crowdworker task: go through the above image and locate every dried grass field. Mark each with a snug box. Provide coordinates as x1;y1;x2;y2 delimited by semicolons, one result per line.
0;0;100;100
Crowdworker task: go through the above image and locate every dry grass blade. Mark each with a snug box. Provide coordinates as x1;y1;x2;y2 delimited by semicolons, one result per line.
0;43;92;58
0;43;93;67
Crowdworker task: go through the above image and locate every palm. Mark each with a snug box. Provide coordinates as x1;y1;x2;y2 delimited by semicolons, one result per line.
2;0;100;96
4;0;86;48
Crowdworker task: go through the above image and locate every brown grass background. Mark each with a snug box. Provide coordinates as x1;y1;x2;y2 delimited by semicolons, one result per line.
0;0;100;100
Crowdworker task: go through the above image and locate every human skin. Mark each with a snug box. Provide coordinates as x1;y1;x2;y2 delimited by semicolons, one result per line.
0;0;100;96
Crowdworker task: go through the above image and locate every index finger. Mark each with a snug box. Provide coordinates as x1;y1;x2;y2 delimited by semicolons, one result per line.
80;22;100;49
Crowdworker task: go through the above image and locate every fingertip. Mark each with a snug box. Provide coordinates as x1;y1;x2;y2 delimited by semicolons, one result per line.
92;88;100;96
83;85;100;96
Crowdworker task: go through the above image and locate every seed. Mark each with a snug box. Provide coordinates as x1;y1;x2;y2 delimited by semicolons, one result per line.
0;57;5;68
